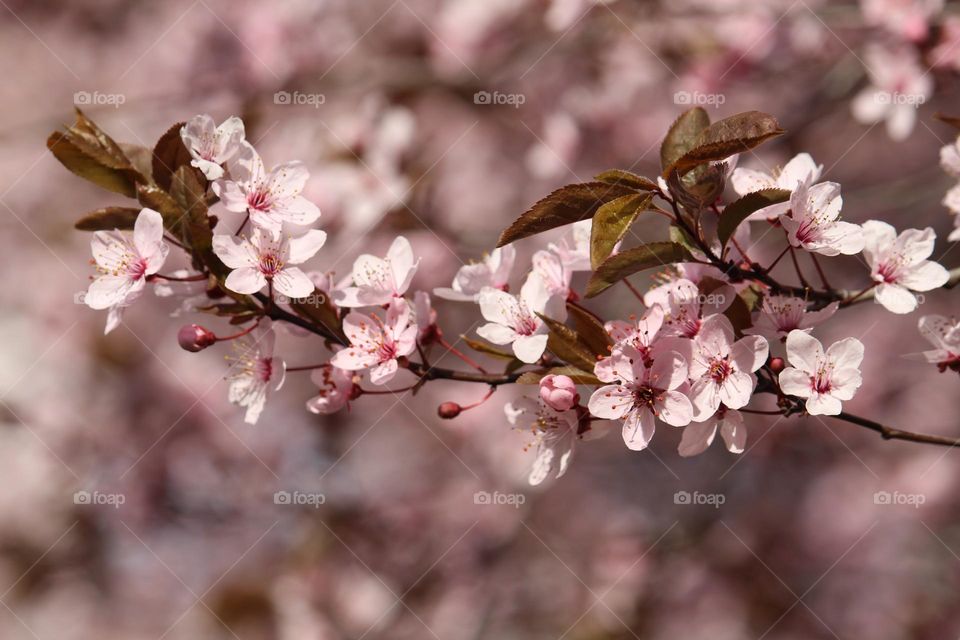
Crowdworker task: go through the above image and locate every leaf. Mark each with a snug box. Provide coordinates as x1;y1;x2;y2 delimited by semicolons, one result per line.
137;184;184;234
497;181;638;247
566;303;612;359
667;111;784;176
586;242;693;298
590;192;653;269
546;365;602;385
291;294;345;343
516;371;544;384
74;206;142;231
717;189;791;249
152;122;195;191
668;224;699;255
46;109;147;197
462;336;517;361
660;107;710;173
594;169;658;192
171;165;213;256
935;112;960;130
537;313;597;372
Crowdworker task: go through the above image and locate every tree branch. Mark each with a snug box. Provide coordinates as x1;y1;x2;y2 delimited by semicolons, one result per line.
830;411;960;447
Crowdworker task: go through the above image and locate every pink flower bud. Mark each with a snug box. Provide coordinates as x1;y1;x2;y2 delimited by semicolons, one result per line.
539;374;579;411
768;357;785;374
437;402;462;419
178;324;216;352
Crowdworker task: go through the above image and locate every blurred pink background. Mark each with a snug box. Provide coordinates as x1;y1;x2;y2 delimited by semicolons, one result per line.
3;0;960;638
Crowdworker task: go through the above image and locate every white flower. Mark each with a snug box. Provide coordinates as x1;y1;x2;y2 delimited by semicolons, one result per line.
433;246;515;302
643;278;734;338
780;177;863;256
588;347;693;451
744;295;839;342
547;219;593;271
213;227;327;299
862;221;948;314
227;322;285;425
335;236;420;308
907;314;960;371
330;298;417;385
180;114;246;181
687;314;769;420
477;273;565;364
851;43;932;141
678;408;746;457
604;304;667;360
306;365;356;415
778;330;864;416
212;142;321;237
530;249;572;300
730;152;823;220
505;396;578;486
85;208;169;334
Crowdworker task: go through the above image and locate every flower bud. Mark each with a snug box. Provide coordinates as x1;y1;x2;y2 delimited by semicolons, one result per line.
768;357;785;374
437;402;462;419
539;374;579;411
178;324;216;352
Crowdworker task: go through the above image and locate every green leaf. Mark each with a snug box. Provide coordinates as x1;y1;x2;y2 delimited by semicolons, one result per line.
590;192;653;269
46;109;147;197
462;336;517;361
152;122;195;191
668;224;700;255
74;206;142;231
717;189;791;250
668;111;784;176
566;303;612;359
537;313;597;372
660;107;710;173
586;242;693;298
594;169;658;192
497;181;638;247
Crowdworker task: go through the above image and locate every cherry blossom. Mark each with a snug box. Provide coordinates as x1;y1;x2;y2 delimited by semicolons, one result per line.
862;221;949;314
414;291;438;343
780;177;863;256
643;278;734;338
226;322;285;425
335;236;420;308
851;43;932;141
505;395;579;486
588;347;693;451
85;208;169;334
678;408;746;457
331;298;417;385
432;246;514;302
779;330;864;416
687;314;768;419
212;227;327;299
730;152;823;220
860;0;943;42
547;219;593;271
531;249;572;300
539;374;579;411
306;365;356;414
907;315;960;371
180;114;246;181
477;273;565;364
213;142;321;236
744;295;839;342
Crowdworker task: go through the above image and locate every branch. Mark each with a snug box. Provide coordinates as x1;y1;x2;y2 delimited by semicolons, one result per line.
830;411;960;447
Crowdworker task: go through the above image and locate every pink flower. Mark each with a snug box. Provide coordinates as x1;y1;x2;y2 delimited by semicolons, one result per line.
851;43;932;141
213;227;327;299
605;304;666;358
539;374;579;411
687;314;768;419
180;114;246;181
862;221;949;314
413;290;438;342
85;208;169;334
477;273;565;364
908;315;960;371
505;395;580;486
730;152;823;220
780;177;863;256
335;236;420;308
531;249;572;300
588;347;693;451
744;295;839;342
643;278;734;338
861;0;942;42
678;408;746;457
331;298;417;385
306;365;356;415
548;219;593;272
433;246;514;302
227;322;285;425
213;142;321;236
778;330;864;416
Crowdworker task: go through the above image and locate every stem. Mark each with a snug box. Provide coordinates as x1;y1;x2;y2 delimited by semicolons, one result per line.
739;408;784;415
151;272;208;282
831;411;960;447
460;385;497;410
622;278;645;302
359;384;420;395
810;253;833;290
235;213;250;236
788;246;810;289
766;245;790;273
215;319;262;342
285;363;328;373
840;283;877;307
438;337;487;373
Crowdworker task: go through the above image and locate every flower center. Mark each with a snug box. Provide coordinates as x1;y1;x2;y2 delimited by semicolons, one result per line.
259;251;284;277
708;357;733;383
255;357;273;383
247;188;272;212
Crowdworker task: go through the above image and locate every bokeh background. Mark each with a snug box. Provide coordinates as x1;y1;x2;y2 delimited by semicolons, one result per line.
3;0;960;638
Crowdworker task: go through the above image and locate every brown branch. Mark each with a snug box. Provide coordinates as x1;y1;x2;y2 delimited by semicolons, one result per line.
831;411;960;447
